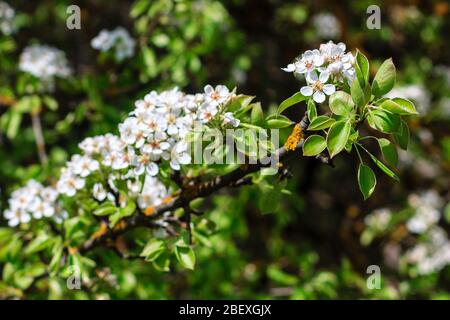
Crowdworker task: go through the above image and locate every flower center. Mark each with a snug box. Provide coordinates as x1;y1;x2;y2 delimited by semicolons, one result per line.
313;81;323;91
211;92;220;100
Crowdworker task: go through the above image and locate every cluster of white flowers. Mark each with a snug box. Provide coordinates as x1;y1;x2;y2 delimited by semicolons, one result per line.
0;1;15;35
312;13;341;39
19;44;71;90
2;180;64;227
91;27;136;61
3;84;241;226
57;133;170;211
406;190;443;234
57;134;126;197
364;208;392;231
118;85;237;176
405;226;450;275
364;190;450;275
282;41;355;103
136;176;169;210
383;190;450;275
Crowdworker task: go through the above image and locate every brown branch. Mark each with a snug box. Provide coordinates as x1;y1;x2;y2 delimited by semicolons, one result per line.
79;139;306;253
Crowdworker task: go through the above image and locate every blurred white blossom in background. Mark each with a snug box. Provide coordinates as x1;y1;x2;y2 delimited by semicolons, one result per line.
405;226;450;275
91;27;136;61
364;190;450;276
312;13;341;39
364;208;392;231
0;1;15;35
19;44;71;91
406;190;443;233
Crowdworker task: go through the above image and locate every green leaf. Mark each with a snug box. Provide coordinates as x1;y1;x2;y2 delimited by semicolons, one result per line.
140;239;165;262
250;103;264;126
380;98;418;115
329;91;355;116
327;120;352;158
351;78;370;108
131;0;150;17
367;109;400;133
153;252;170;272
24;234;52;256
265;115;294;129
267;265;298;286
394;120;410;150
49;241;64;276
119;200;137;218
378;138;398;167
93;202;117;216
372;59;396;97
5;111;22;139
355;50;370;87
302;135;327;156
227;95;255;113
345;129;359;152
175;245;196;270
308;115;335;131
368;153;400;182
277;92;307;114
142;47;158;78
42;96;58;111
307;99;317;121
358;164;376;200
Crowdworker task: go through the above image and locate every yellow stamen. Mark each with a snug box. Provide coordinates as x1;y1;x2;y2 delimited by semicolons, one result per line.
284;123;303;151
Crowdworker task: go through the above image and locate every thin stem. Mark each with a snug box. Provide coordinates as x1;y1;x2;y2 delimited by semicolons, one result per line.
358;136;378;142
355;143;364;164
31;111;48;166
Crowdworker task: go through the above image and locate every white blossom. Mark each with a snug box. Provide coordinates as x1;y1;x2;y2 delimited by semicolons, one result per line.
406;191;443;233
118;85;237;176
91;27;136;61
137;176;169;210
93;183;107;202
364;208;392;231
0;1;15;35
300;71;335;103
19;44;71;90
283;41;355;102
312;13;341;39
3;180;61;227
282;50;324;75
222;112;240;127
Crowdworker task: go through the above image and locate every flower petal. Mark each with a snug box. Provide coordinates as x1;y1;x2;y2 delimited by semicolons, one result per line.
300;86;313;96
323;84;336;95
146;162;159;176
313;91;326;103
281;64;295;72
319;71;329;83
